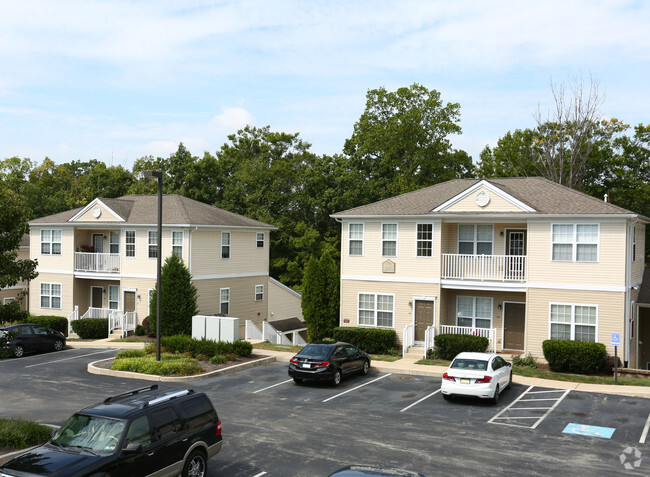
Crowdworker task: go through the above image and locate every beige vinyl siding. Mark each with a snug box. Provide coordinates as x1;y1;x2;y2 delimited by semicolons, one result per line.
339;278;441;345
118;228;190;276
444;187;526;213
0;288;27;310
29;273;74;317
526;288;624;359
631;223;646;284
268;279;303;321
440;222;527;255
32;228;73;271
527;220;626;287
76;204;121;222
190;230;269;277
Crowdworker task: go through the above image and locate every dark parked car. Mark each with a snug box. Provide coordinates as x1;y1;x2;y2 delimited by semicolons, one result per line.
0;385;222;477
0;323;66;358
288;342;371;386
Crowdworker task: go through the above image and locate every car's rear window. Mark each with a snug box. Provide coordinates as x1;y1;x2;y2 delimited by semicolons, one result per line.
178;395;217;434
450;359;488;371
299;344;331;359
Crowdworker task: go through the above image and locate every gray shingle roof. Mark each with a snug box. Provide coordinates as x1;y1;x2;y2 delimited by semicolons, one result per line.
332;177;646;218
29;194;275;229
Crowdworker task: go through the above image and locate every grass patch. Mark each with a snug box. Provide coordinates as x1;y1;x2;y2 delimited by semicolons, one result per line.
0;418;51;450
252;342;304;353
371;354;401;362
415;358;451;367
109;336;155;343
111;353;203;376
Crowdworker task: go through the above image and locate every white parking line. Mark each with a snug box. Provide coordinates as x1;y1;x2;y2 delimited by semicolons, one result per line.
323;374;392;402
640;412;650;444
488;387;570;429
25;350;115;368
400;389;441;412
251;472;267;477
253;379;293;394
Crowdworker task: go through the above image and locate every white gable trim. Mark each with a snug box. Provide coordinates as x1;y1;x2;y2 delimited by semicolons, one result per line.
69;198;125;222
432;180;536;213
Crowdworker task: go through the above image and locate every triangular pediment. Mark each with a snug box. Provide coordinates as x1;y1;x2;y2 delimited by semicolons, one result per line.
432;180;536;213
69;199;125;222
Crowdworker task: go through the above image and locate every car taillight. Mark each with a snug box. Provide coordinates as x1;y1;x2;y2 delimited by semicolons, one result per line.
475;376;492;383
442;372;455;381
290;358;299;365
314;361;330;368
216;421;222;436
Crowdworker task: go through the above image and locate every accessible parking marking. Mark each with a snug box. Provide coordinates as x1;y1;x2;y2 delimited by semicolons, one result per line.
563;423;615;439
322;374;392;402
488;386;570;429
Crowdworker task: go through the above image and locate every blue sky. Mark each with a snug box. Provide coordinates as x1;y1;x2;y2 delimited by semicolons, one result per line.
1;1;648;169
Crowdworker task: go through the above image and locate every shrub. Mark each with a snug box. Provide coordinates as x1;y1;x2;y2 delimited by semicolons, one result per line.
12;315;68;336
542;339;607;374
210;354;227;364
71;318;109;339
161;335;253;358
332;327;396;354
224;353;238;361
433;333;489;360
115;349;147;359
512;353;538;369
111;354;203;376
233;340;253;357
141;317;151;336
0;300;28;325
0;418;52;449
134;325;144;336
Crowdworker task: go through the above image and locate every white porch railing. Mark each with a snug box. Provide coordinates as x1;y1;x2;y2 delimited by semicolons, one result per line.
402;323;414;358
67;305;79;335
442;254;526;282
81;307;114;319
253;320;307;346
74;252;121;273
245;320;263;340
440;325;497;352
424;325;435;359
108;310;137;337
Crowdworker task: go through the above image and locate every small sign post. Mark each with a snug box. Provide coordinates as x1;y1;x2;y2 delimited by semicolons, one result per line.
612;333;621;385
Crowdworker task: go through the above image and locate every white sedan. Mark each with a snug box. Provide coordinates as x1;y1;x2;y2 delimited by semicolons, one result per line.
440;352;513;404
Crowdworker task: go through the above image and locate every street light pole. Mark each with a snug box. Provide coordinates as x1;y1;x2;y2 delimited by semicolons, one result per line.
143;171;163;361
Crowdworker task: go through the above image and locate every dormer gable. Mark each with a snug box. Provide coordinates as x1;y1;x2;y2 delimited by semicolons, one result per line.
432;180;536;213
69;198;125;223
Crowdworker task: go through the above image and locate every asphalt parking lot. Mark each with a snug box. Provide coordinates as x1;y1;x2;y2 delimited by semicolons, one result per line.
2;348;650;476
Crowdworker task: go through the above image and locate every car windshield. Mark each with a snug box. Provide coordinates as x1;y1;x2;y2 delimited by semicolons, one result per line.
299;344;331;359
51;414;126;454
450;359;488;371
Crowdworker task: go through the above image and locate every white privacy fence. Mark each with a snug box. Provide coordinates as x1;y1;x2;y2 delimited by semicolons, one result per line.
442;254;526;282
74;252;121;273
439;325;497;352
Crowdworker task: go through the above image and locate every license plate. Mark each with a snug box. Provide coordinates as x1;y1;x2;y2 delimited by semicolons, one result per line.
301;363;311;369
460;378;470;384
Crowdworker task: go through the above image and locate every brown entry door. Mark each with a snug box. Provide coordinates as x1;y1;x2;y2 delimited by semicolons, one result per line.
504;303;525;350
124;291;136;313
414;300;434;341
91;287;103;308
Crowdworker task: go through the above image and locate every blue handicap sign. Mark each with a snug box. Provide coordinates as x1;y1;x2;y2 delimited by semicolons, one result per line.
612;333;621;347
563;423;615;439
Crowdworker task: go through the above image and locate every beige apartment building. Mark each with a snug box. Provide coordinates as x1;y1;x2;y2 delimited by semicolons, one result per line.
332;178;649;369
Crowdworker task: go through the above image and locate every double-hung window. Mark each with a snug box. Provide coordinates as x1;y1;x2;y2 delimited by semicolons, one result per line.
358;293;394;328
348;224;364;256
552;224;599;262
416;224;433;257
550;304;597;342
220;288;230;315
108;285;120;310
256;232;265;248
40;283;62;309
125;231;136;258
255;285;264;301
172;231;184;257
109;231;120;254
382;224;398;257
456;296;492;329
41;229;62;255
148;231;158;259
221;232;230;259
458;225;493;255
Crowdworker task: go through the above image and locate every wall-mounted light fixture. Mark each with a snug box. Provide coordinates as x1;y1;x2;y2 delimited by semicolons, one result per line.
499;231;504;237
408;301;413;307
497;304;502;311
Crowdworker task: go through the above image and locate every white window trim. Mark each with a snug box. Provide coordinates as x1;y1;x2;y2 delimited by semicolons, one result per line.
548;302;599;342
455;296;493;329
256;232;265;248
357;292;395;329
415;223;434;258
381;223;398;257
109;231;120;254
108;285;120;310
220;288;230;315
40;282;62;309
3;297;16;305
125;230;137;258
348;223;364;257
221;232;231;259
550;223;600;263
41;229;62;256
457;224;494;255
147;230;158;259
255;284;264;301
172;230;184;258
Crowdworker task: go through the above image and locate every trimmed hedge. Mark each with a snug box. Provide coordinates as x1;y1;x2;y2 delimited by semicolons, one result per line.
542;339;607;375
332;327;396;354
160;335;253;358
71;318;109;339
433;333;489;360
22;315;69;336
111;354;203;376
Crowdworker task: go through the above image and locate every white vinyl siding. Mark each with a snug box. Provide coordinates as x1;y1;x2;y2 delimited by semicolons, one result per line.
358;293;394;328
40;283;62;309
550;303;597;342
41;229;62;255
458;225;493;255
456;296;492;329
551;224;599;262
348;223;364;256
382;224;398;257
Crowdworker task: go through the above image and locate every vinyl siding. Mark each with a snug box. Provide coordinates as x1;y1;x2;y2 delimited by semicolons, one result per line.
29;272;74;318
444;186;526;212
190;230;269;277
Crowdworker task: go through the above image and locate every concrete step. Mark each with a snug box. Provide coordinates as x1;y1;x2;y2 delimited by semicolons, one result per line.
404;346;426;360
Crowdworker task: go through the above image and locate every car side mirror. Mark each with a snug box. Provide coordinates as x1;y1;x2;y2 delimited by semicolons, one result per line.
123;443;143;454
507;362;512;367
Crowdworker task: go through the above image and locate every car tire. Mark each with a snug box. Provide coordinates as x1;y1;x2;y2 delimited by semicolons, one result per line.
332;369;342;386
54;340;64;351
507;371;513;389
182;449;207;477
293;377;303;384
361;360;370;376
14;345;24;358
491;384;500;405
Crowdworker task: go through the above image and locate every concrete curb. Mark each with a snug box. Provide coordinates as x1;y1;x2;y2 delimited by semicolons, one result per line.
87;356;276;382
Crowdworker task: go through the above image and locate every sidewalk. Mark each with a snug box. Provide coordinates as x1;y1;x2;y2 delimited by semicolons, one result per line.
67;340;650;399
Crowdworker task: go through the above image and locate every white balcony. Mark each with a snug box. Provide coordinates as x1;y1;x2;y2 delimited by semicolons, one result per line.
442;253;526;282
74;252;120;273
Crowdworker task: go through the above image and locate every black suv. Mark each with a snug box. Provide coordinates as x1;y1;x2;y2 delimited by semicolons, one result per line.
0;385;222;477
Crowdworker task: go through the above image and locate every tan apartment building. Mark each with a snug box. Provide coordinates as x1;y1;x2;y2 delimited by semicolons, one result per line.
332;178;648;369
27;194;284;336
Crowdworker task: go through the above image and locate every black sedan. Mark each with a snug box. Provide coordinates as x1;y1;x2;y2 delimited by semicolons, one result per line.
288;342;370;386
0;323;66;358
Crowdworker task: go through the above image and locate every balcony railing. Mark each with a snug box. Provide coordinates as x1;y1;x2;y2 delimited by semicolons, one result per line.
442;254;526;282
74;252;120;273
